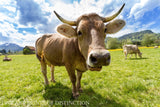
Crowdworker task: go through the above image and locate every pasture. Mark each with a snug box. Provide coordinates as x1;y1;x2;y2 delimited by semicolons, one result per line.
0;48;160;107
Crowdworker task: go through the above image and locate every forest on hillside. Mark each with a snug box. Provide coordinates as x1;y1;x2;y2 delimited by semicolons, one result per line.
106;30;160;49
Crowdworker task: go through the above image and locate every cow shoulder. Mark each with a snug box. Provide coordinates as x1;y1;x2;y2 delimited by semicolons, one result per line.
62;38;80;63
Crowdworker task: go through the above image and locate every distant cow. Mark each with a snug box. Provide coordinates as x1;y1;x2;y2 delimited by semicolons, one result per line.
154;46;158;48
3;55;12;61
123;45;142;59
36;4;125;98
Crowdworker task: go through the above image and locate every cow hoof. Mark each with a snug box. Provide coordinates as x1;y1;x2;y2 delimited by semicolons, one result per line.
51;79;56;83
78;88;83;93
44;81;49;85
73;92;79;99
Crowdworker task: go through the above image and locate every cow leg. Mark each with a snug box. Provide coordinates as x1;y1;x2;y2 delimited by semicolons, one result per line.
50;65;56;83
77;71;83;92
40;61;49;85
65;66;79;98
135;53;137;58
129;54;132;58
125;52;127;59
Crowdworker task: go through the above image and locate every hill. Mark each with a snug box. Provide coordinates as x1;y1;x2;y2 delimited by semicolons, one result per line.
118;30;160;41
0;43;23;52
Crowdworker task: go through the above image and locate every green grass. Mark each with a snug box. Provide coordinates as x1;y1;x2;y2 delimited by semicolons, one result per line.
0;48;160;107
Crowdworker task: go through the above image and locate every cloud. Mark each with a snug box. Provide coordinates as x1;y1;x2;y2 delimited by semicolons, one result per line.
108;28;134;38
3;6;16;13
0;0;15;5
16;0;49;26
129;0;160;20
15;0;127;34
1;0;160;47
0;32;9;44
17;33;42;47
0;19;39;47
15;0;60;33
52;0;125;20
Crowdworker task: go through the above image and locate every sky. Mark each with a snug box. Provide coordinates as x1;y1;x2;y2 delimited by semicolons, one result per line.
0;0;160;47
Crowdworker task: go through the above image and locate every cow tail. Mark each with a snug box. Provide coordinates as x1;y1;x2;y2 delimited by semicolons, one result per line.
36;51;45;63
36;53;41;61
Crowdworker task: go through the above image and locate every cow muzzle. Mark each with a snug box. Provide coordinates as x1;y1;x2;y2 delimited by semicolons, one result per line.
87;49;111;71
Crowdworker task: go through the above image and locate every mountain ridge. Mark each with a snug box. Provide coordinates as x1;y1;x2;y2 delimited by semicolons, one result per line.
0;43;24;52
118;30;155;40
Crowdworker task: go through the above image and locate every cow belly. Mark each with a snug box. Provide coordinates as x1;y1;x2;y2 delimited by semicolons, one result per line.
43;55;64;66
44;52;64;66
126;49;136;54
128;51;137;54
43;44;64;66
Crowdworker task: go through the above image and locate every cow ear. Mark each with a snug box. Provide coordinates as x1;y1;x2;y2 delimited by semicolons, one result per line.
56;24;77;38
105;19;125;34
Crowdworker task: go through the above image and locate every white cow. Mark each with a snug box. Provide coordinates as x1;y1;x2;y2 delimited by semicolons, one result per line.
154;46;158;48
123;45;142;59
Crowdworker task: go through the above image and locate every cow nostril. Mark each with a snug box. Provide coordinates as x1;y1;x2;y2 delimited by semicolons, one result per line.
104;53;111;65
107;55;111;61
90;55;98;64
106;54;111;65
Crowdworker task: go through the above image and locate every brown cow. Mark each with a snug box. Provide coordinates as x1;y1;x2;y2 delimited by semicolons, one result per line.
3;55;12;61
36;4;125;98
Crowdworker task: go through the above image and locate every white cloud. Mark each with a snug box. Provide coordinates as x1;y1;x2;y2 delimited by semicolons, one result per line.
0;20;41;47
1;0;160;47
0;0;14;5
22;31;26;34
3;6;16;12
19;33;42;47
0;21;21;45
129;0;160;20
142;22;155;29
0;22;16;37
108;28;134;38
52;0;124;20
151;28;160;33
0;12;15;23
0;0;131;46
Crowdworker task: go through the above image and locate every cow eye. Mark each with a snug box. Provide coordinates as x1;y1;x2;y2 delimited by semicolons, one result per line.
104;28;107;33
77;31;82;36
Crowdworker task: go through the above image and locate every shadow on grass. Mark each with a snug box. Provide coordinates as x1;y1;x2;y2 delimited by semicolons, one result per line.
129;57;149;60
43;82;123;107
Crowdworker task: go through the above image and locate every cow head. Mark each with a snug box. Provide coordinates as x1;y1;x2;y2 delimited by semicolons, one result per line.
54;4;125;71
138;52;142;58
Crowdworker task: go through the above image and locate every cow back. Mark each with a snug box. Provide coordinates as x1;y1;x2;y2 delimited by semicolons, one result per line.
35;34;84;67
123;45;139;54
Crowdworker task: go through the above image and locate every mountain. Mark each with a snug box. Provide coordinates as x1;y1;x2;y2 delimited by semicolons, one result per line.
118;30;156;41
0;43;24;52
116;30;160;45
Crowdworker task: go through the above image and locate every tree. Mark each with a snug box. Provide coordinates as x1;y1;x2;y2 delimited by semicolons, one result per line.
0;49;6;54
23;48;30;54
8;50;12;54
154;39;160;46
107;37;119;49
142;34;156;47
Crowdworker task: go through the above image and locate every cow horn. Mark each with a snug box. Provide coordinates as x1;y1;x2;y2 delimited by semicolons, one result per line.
54;11;76;26
102;3;125;22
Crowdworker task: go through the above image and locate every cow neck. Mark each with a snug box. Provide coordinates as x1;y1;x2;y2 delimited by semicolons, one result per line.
74;38;86;60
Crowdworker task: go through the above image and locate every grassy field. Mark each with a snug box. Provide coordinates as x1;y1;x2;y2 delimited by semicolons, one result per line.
0;48;160;107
